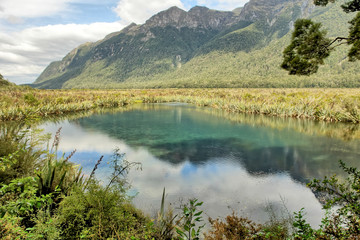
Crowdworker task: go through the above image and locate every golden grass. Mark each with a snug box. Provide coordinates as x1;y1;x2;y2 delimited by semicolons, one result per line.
0;88;359;123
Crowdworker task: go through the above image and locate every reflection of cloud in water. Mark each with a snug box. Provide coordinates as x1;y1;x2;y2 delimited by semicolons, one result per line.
40;120;324;227
41;120;129;153
127;148;323;227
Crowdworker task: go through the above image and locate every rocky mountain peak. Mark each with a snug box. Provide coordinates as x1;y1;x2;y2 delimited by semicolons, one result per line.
142;5;239;30
238;0;313;23
144;6;187;28
188;6;210;14
34;0;338;89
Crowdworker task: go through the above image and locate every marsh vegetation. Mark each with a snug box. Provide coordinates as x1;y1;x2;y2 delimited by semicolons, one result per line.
1;88;359;239
1;88;359;123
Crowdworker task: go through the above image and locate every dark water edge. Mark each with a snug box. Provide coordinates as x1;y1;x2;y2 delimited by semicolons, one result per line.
34;103;360;227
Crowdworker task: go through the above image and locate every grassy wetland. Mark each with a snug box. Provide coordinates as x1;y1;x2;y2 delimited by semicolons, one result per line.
1;87;360;239
1;88;360;123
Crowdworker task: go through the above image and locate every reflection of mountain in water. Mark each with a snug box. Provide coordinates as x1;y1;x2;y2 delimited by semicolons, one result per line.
152;138;354;183
72;104;360;182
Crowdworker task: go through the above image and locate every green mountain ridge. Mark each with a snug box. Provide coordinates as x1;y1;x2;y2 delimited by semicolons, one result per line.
33;0;360;89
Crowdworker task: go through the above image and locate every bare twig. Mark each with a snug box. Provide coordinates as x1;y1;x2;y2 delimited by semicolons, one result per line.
325;36;360;50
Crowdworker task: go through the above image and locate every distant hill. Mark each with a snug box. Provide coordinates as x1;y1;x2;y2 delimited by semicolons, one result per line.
33;0;360;89
0;74;31;90
0;74;15;88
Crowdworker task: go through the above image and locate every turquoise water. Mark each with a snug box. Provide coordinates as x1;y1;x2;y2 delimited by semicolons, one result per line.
40;103;360;226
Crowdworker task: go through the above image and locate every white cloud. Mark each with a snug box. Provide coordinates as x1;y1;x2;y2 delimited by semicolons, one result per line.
0;0;250;84
0;0;119;24
131;159;324;227
113;0;184;24
0;0;71;20
41;121;129;153
0;21;125;84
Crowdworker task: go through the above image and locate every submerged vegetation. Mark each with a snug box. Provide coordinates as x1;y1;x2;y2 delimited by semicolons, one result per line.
1;88;359;123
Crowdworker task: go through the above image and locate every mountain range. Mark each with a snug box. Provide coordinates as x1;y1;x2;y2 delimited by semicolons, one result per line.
33;0;360;89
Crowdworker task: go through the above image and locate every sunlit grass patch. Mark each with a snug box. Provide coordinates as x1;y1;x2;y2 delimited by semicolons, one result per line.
0;88;359;123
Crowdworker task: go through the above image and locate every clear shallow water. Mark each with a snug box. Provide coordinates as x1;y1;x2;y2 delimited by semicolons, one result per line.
39;103;360;227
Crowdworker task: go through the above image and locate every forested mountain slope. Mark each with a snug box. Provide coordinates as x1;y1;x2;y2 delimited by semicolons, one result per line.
33;0;360;89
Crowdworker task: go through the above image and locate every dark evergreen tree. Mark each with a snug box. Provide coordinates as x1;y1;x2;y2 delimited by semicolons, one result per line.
282;0;360;75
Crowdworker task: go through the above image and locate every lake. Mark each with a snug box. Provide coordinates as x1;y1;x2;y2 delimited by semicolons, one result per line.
39;103;360;227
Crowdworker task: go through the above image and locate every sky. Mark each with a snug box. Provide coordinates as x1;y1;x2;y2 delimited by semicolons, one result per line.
0;0;250;85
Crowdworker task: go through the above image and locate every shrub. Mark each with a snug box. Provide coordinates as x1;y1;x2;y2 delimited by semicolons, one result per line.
0;213;28;240
204;211;290;240
23;93;39;106
0;128;156;239
176;198;205;240
0;176;54;228
57;183;155;239
292;160;360;239
204;212;262;240
0;124;47;183
57;149;153;239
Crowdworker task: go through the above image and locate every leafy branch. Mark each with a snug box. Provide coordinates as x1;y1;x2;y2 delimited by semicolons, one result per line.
176;198;205;240
282;0;360;75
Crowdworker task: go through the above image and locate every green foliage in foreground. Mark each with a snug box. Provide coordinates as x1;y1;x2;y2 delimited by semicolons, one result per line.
0;128;157;239
0;124;360;239
203;159;360;239
175;198;205;240
293;160;360;239
0;124;46;183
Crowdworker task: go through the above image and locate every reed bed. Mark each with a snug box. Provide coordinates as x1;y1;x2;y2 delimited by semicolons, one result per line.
0;88;359;123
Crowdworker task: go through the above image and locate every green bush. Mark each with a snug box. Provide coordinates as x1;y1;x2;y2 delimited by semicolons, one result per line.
57;182;155;239
0;176;55;229
176;198;205;240
0;127;157;239
24;93;40;106
0;124;47;183
0;213;28;240
292;160;360;239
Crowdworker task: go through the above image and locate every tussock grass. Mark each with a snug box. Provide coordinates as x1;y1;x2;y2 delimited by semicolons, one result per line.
0;88;359;123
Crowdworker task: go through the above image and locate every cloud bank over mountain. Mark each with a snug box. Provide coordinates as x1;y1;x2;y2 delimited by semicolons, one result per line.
0;0;249;84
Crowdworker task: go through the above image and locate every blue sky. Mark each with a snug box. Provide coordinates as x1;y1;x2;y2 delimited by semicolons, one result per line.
0;0;249;84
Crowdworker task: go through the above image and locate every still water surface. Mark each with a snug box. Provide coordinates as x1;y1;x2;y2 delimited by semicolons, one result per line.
40;103;360;226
